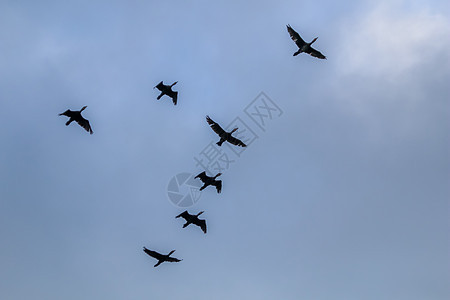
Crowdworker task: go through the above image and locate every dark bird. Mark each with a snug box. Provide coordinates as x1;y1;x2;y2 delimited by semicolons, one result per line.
286;24;326;59
59;106;93;134
176;210;207;234
206;115;246;147
195;171;222;193
154;81;178;105
143;247;182;267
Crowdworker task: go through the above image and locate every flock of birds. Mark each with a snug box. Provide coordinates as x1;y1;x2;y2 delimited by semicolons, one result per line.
58;24;326;267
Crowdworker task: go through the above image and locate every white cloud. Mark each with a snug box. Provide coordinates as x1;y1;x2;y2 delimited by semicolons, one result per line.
320;2;450;143
335;1;450;79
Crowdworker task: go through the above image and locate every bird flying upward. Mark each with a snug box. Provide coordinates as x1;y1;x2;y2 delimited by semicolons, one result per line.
143;247;182;267
206;115;246;147
176;211;207;234
59;106;93;134
286;24;326;59
154;81;178;105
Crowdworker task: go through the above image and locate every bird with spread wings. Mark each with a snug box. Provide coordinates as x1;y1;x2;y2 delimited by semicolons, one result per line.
176;211;207;234
59;106;93;134
286;24;326;59
154;81;178;105
206;115;246;147
143;247;182;267
195;171;222;193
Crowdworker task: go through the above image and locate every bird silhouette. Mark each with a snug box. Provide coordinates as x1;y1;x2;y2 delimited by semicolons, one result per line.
176;211;207;233
206;115;246;147
143;247;182;267
59;106;93;134
286;24;326;59
154;81;178;105
195;171;222;193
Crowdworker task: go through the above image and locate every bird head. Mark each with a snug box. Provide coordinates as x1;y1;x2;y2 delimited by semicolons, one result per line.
171;81;178;87
80;106;87;112
231;128;238;133
168;250;176;256
197;211;204;216
310;37;318;45
215;173;222;179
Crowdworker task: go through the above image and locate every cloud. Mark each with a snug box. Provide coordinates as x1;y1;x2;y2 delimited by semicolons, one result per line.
316;1;450;142
335;1;450;79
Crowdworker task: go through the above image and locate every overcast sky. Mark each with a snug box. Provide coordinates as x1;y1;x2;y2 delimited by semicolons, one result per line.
0;0;449;299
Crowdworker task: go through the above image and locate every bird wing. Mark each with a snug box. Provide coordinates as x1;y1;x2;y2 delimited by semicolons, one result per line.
143;247;163;260
195;171;209;183
212;180;222;193
206;116;226;136
176;211;190;220
193;218;207;234
167;90;177;105
287;24;305;48
154;81;164;91
307;47;326;59
227;135;247;147
76;117;93;134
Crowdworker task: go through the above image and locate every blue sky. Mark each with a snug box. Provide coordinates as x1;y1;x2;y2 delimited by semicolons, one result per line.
0;0;449;299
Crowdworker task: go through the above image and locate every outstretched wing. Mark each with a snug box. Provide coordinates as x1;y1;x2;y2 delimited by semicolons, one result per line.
143;247;163;260
212;180;222;193
206;116;226;136
167;90;177;105
287;24;305;48
227;135;246;147
154;81;165;91
193;218;207;234
76;117;93;134
195;171;209;183
176;211;190;220
307;47;326;59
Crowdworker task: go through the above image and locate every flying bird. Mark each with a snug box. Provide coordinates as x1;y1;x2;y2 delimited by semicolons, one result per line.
286;24;326;59
176;210;207;234
195;171;222;193
154;81;178;105
206;115;246;147
59;106;93;134
143;247;182;267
